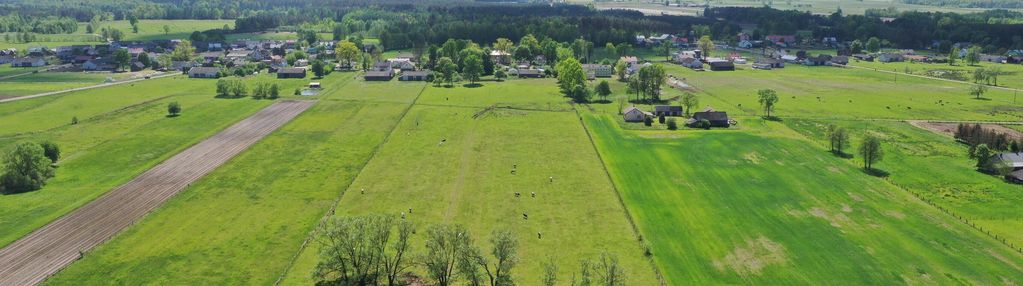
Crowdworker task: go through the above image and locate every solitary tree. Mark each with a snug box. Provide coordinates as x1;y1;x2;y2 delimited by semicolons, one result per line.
859;135;884;170
660;41;673;61
969;84;988;99
311;60;325;78
595;80;612;102
680;92;698;116
167;102;181;116
865;37;881;53
948;46;958;66
757;89;779;118
113;49;131;72
697;36;714;60
163;25;170;35
827;125;850;154
462;53;484;84
494;70;507;82
965;46;982;65
974;144;992;169
614;58;628;81
0;142;56;194
334;40;360;68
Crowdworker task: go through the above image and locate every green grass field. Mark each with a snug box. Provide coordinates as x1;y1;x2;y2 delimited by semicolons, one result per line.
849;59;1023;90
650;63;1023;121
0;78;272;247
0;71;138;98
582;112;1023;284
785;119;1023;247
1;19;233;49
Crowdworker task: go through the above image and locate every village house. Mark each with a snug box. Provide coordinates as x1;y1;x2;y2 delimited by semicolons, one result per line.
399;70;430;81
878;53;904;63
679;57;703;69
623;106;653;122
490;50;511;65
852;54;875;62
517;69;543;78
277;67;307;79
582;64;613;78
188;67;222;78
766;35;797;47
706;59;734;71
988;152;1023;183
654;106;683;117
364;70;394;81
388;58;417;71
689;109;731;128
11;58;47;67
831;56;849;65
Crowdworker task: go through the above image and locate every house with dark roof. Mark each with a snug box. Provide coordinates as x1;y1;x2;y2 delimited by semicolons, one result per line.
365;70;394;81
188;67;222;78
830;56;849;65
654;106;683;117
989;152;1023;183
399;70;430;81
878;53;904;63
11;58;47;67
517;69;543;78
277;68;307;79
707;60;734;71
688;110;731;127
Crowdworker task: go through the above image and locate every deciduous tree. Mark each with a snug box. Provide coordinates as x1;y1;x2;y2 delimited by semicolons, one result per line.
0;142;56;194
859;135;884;170
757;89;779;118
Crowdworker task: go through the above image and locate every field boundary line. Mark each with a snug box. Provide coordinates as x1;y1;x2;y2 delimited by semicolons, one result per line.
0;72;176;104
570;104;668;286
273;82;429;286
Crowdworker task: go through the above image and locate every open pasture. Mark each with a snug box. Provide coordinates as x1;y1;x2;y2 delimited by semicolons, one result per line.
849;59;1023;90
278;83;659;285
785;119;1023;247
0;100;313;286
44;79;422;285
583;113;1023;284
0;72;138;99
662;63;1023;121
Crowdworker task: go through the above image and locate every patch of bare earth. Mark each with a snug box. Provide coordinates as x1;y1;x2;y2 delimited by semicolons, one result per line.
712;235;787;278
911;121;1023;140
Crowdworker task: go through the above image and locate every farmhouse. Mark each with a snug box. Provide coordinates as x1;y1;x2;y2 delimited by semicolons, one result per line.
756;58;784;69
689;110;731;127
83;59;115;71
707;59;734;71
582;64;613;78
989;153;1023;183
853;54;875;61
678;57;703;69
623;106;653;122
490;50;511;65
11;58;47;67
518;69;543;78
831;56;849;65
878;53;904;63
654;106;683;117
364;70;394;81
399;70;430;81
188;67;222;78
277;68;307;79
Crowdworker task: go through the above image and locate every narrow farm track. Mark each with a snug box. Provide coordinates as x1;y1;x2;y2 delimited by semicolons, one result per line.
0;72;174;104
0;100;315;286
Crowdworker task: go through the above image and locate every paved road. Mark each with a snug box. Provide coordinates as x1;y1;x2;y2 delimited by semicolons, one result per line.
0;100;316;286
0;72;177;104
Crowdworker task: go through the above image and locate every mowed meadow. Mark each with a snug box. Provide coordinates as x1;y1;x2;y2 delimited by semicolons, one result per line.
280;80;659;285
583;113;1023;284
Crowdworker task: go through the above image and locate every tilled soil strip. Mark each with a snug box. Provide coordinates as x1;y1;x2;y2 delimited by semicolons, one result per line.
0;100;316;286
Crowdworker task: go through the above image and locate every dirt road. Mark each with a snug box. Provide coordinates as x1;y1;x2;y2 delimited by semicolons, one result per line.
0;100;315;286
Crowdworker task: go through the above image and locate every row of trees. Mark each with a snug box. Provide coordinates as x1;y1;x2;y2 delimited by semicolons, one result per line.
1;141;59;194
0;13;78;34
956;123;1022;153
313;214;627;286
215;78;280;99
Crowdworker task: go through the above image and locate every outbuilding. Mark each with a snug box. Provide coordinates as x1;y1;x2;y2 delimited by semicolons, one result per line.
689;111;731;127
277;68;307;79
188;67;222;78
399;70;430;81
623;106;653;122
654;105;683;117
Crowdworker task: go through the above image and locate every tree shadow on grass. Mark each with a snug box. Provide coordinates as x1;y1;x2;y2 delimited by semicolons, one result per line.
462;83;483;88
591;99;613;104
166;114;180;118
831;151;854;159
762;116;783;122
971;97;992;101
628;99;671;105
862;168;890;178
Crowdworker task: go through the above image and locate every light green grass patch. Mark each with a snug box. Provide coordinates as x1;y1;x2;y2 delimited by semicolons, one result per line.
45;100;409;285
583;112;1023;284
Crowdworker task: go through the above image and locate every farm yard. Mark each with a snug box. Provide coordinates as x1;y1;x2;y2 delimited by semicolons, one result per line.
0;100;314;286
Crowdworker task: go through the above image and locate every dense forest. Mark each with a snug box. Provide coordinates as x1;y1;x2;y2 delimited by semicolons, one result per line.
3;0;1023;53
898;0;1023;9
705;7;1023;52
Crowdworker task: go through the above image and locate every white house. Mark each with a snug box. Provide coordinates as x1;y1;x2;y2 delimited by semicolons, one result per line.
623;106;653;122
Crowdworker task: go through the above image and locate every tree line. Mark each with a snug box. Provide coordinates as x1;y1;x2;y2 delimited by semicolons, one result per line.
0;13;78;34
312;213;627;286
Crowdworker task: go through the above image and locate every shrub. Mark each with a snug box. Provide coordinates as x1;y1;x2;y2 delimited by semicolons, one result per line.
0;142;56;194
697;119;711;129
643;116;652;126
167;101;181;116
39;141;60;163
666;118;678;130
